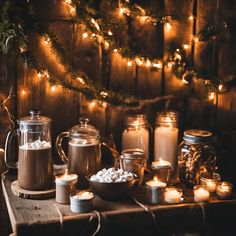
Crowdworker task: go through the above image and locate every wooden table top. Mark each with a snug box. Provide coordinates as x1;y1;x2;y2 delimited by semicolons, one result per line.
2;172;236;236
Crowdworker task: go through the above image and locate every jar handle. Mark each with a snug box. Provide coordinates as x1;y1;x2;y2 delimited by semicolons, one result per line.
55;131;70;163
4;129;20;169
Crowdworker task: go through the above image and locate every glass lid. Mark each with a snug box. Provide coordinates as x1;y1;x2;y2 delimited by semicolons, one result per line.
70;118;99;139
18;110;51;125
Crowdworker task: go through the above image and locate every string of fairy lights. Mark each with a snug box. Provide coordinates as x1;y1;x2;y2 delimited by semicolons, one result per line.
1;0;232;107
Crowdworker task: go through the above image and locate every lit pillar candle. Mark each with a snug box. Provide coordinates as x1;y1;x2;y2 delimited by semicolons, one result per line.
164;187;183;204
146;177;166;204
216;182;233;200
122;115;149;160
55;169;78;204
194;185;210;202
70;191;94;213
154;112;178;171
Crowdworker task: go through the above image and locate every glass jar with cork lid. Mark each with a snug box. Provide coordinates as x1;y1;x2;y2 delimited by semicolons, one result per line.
177;130;217;187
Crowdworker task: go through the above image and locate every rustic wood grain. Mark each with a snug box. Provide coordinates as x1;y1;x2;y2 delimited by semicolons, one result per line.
2;173;236;235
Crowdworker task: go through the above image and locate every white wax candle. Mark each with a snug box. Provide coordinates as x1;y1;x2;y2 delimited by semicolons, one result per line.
194;187;210;202
154;127;178;171
122;128;149;159
164;188;182;204
146;178;166;189
55;169;78;185
72;191;94;200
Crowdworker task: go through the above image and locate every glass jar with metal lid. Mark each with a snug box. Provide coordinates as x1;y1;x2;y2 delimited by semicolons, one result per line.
177;130;217;187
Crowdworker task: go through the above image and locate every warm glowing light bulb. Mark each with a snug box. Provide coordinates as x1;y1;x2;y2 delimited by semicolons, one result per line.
183;44;190;50
108;30;113;36
127;61;132;67
37;72;42;78
119;7;125;16
104;41;109;49
145;60;151;67
167;62;173;69
189;15;194;21
165;22;172;31
76;77;85;85
65;0;72;4
135;58;143;66
193;36;199;43
91;33;96;37
70;6;76;15
102;102;108;108
208;92;215;101
182;78;189;84
100;91;108;98
82;32;88;38
113;48;118;53
51;85;56;92
89;101;96;108
21;89;27;96
20;47;26;53
218;84;223;91
153;62;162;69
44;36;50;45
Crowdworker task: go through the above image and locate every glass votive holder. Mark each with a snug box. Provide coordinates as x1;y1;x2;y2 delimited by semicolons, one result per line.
146;177;167;204
55;170;78;204
151;159;171;185
70;190;94;213
200;173;221;194
164;187;183;204
193;185;210;203
216;182;233;200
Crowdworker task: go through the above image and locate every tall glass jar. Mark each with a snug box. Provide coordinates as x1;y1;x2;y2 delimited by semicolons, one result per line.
154;112;179;172
177;130;217;187
122;114;150;161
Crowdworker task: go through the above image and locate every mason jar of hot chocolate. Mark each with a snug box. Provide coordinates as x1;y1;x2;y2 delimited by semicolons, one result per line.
56;118;101;189
5;110;53;191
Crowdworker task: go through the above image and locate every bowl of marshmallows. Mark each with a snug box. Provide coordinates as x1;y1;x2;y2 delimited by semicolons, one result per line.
88;167;137;200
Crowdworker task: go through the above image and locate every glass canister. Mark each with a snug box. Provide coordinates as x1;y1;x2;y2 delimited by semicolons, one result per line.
120;149;146;186
122;114;150;161
177;130;217;187
56;118;101;189
154;112;179;172
4;110;53;191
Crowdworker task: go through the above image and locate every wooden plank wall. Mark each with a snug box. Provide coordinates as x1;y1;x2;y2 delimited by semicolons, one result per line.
0;0;236;178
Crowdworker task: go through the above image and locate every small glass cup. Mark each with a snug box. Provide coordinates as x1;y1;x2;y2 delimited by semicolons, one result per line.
151;159;171;185
216;182;233;200
200;173;221;195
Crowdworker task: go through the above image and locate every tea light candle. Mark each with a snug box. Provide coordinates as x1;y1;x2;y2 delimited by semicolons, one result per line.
70;191;94;213
200;173;221;194
164;187;183;204
216;182;233;199
146;177;166;204
194;185;210;202
55;169;78;204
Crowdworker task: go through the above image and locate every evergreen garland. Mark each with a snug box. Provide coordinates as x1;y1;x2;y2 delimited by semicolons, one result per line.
0;0;235;108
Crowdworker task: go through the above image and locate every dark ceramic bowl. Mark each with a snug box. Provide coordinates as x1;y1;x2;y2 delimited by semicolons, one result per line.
88;176;137;200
